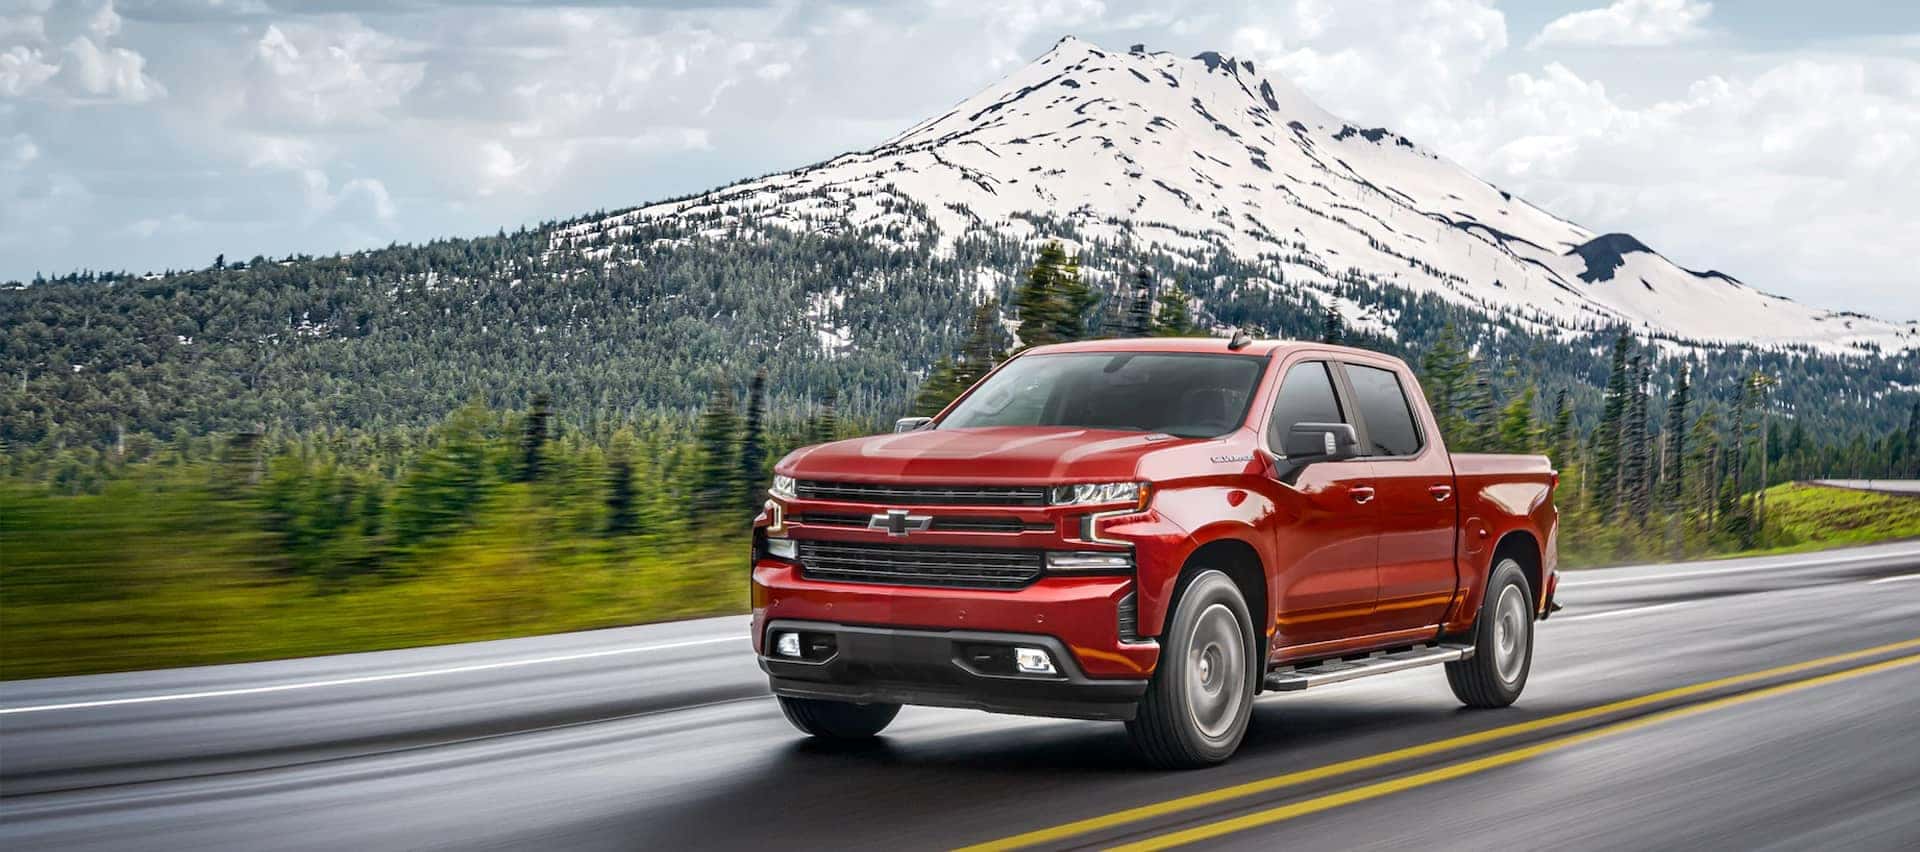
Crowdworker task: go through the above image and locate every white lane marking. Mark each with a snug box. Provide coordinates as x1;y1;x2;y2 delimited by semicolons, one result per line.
0;636;745;715
1868;573;1920;585
1552;601;1701;623
1561;550;1920;588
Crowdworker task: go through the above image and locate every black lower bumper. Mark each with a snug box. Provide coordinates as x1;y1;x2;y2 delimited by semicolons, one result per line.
760;620;1150;721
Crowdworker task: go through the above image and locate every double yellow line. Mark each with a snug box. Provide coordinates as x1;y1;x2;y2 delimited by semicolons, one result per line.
959;637;1920;852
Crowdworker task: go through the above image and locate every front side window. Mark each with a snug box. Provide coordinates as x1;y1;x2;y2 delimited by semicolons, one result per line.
1266;361;1345;452
1344;363;1424;456
940;352;1265;439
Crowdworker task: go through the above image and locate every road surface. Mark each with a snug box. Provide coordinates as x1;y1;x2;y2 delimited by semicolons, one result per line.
1810;479;1920;495
5;541;1920;850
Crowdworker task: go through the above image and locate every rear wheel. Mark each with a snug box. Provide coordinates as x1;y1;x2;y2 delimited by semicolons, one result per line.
1127;570;1257;769
777;696;900;740
1446;558;1533;708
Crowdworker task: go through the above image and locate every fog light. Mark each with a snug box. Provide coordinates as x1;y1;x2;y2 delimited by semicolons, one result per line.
766;537;798;560
775;632;802;658
1014;646;1058;675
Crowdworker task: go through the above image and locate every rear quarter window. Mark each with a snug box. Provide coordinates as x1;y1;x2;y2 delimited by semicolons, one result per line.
1344;364;1424;457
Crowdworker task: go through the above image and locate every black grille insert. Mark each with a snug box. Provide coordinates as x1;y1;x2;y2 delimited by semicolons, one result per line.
798;541;1043;589
794;481;1049;507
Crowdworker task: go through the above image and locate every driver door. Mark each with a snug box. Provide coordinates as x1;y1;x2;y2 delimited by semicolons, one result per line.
1261;360;1380;651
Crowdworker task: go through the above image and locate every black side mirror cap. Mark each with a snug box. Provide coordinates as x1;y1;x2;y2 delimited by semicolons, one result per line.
1271;422;1360;484
1283;422;1360;461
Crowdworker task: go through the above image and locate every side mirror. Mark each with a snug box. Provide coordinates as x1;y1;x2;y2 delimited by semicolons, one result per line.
1271;422;1360;484
894;416;934;433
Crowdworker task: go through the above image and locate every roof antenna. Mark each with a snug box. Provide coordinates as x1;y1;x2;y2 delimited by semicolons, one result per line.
1228;328;1253;351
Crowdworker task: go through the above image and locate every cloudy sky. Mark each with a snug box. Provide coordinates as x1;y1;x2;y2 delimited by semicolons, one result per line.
4;0;1917;318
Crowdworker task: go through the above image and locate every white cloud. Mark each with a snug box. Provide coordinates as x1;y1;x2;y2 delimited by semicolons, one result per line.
0;44;59;96
1226;0;1509;136
1532;0;1713;49
243;21;422;128
57;34;163;102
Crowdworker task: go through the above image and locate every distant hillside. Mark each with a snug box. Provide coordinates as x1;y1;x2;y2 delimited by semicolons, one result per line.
4;38;1917;451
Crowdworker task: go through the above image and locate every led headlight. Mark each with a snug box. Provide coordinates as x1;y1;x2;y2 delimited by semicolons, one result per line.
1044;551;1136;575
769;474;796;500
1049;481;1149;509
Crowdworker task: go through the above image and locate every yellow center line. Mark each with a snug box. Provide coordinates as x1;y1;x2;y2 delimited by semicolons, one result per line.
955;636;1920;852
1109;651;1920;851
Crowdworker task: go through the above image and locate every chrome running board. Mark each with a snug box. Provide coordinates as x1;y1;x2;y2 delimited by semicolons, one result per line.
1263;644;1474;692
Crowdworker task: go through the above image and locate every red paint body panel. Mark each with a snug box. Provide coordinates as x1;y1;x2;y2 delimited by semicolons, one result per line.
756;339;1558;691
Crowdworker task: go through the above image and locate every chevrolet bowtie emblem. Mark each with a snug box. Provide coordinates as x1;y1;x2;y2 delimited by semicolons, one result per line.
869;509;933;537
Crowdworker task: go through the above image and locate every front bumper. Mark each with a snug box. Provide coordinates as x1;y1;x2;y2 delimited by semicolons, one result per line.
761;620;1149;721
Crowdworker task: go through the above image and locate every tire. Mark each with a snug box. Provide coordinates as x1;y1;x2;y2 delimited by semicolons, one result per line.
1446;558;1534;708
776;696;900;740
1127;570;1258;769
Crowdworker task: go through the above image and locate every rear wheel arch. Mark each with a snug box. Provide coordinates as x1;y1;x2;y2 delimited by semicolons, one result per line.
1488;530;1542;608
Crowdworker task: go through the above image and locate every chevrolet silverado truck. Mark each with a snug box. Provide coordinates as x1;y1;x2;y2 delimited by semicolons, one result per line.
751;338;1559;767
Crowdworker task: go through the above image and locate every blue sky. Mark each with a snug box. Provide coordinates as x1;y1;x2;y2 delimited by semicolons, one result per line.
4;0;1917;318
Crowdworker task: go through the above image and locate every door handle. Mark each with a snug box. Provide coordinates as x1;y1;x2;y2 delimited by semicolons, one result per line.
1349;486;1376;504
1429;484;1453;502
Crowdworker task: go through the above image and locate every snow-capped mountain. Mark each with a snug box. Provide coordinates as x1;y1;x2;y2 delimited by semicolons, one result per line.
559;36;1916;355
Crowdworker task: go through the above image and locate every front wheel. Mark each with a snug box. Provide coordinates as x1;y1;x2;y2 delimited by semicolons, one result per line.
1446;558;1534;708
777;696;900;740
1127;570;1258;769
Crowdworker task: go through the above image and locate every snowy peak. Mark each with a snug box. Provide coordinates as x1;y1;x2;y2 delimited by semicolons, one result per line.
558;37;1916;355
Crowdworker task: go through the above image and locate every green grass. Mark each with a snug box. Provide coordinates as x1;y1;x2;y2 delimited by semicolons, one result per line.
0;483;748;681
1727;482;1920;556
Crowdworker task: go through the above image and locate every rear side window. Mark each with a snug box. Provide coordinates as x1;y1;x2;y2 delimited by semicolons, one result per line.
1344;364;1423;456
1267;361;1344;451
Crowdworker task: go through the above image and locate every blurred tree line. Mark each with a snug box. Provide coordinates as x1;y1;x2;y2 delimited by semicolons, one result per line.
3;215;1917;676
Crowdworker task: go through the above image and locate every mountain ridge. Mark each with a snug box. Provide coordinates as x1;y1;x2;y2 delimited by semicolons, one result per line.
558;36;1916;355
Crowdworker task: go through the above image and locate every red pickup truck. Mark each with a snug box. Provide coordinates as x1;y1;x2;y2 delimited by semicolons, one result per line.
751;338;1559;767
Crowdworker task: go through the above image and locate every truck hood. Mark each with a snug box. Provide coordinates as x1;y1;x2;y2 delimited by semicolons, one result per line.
779;426;1189;484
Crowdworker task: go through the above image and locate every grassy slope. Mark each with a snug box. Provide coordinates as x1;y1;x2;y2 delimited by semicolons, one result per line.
1735;482;1920;556
6;482;1916;681
1;484;746;680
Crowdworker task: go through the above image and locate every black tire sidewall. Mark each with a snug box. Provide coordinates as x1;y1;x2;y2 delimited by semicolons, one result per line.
1155;570;1258;761
1477;559;1533;700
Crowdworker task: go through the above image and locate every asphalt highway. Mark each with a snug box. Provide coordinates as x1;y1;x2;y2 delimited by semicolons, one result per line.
5;540;1920;851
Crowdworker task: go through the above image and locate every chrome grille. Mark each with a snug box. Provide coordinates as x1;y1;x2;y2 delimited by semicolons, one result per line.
793;481;1049;507
798;541;1044;589
794;513;1045;534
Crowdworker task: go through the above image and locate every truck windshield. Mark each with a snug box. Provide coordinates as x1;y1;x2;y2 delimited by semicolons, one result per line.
940;352;1265;438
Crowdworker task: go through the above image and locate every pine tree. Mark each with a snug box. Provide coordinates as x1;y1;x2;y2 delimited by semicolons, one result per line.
1907;400;1920;476
1151;282;1199;337
807;389;839;445
1320;305;1343;344
1419;323;1472;445
737;369;768;510
1545;388;1575;466
1590;330;1633;519
913;357;963;416
1495;384;1539;454
605;432;638;536
693;383;741;513
1624;356;1654;519
518;392;551;482
1462;366;1498;452
1124;268;1156;337
1687;405;1723;529
1052;253;1097;343
952;299;1007;391
1660;367;1692;507
1014;241;1071;349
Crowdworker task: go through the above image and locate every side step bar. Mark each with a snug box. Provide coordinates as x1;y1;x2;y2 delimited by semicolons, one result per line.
1263;644;1474;692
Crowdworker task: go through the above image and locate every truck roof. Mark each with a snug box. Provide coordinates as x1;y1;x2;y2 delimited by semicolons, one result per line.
1022;337;1394;360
